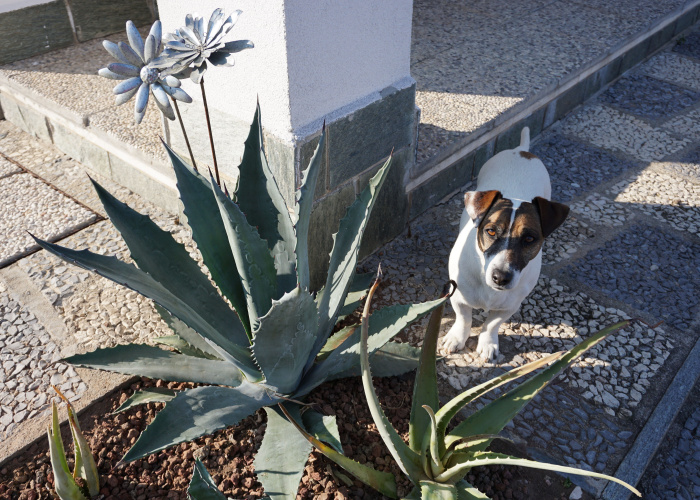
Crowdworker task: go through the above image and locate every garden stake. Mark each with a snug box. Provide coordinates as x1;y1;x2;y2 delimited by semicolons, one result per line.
171;97;197;171
200;77;220;186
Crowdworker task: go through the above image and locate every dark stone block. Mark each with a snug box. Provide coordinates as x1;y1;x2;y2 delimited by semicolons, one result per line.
585;57;622;99
673;30;700;60
647;21;677;55
68;0;153;42
298;133;328;201
674;10;695;38
471;139;495;180
619;37;651;76
554;78;588;123
0;1;74;65
408;150;473;219
494;108;545;155
264;132;297;209
328;84;416;188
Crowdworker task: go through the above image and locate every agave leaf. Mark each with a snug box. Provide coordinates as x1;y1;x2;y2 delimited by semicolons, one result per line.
112;388;177;414
434;352;562;457
436;452;641;496
33;237;259;380
278;404;398;498
123;383;280;462
455;480;489;499
66;345;243;387
255;406;313;499
251;288;319;395
301;410;343;454
48;402;88;500
153;334;217;359
295;128;326;291
317;325;356;362
211;176;277;329
308;157;392;372
420;480;457;499
165;144;251;336
302;297;447;393
187;459;227;500
90;179;249;347
326;341;421;380
337;271;375;321
235;103;296;296
445;321;630;450
409;300;444;453
153;303;219;359
359;279;425;482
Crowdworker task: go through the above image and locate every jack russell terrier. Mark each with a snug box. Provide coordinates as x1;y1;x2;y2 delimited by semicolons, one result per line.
441;127;569;361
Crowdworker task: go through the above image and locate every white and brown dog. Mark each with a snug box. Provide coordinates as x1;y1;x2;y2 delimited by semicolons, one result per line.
441;127;569;361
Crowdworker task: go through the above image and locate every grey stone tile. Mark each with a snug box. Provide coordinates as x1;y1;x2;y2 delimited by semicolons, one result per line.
564;224;700;330
639;52;700;92
673;29;700;60
0;156;21;179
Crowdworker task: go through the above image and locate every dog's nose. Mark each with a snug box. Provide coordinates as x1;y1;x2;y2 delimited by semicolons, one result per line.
492;269;513;287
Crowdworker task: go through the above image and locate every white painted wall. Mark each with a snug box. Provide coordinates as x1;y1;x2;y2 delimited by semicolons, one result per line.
157;0;413;144
0;0;53;14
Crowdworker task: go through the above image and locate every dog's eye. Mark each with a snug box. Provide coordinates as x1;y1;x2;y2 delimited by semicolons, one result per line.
486;228;496;237
524;235;535;244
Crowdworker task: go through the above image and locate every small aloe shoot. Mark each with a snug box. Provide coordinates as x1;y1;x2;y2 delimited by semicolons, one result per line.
48;386;100;500
360;277;643;499
187;459;228;500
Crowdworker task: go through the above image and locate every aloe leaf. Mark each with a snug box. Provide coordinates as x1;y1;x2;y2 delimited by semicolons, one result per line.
187;459;227;499
112;388;177;414
278;404;398;498
32;239;259;379
57;391;99;497
326;341;421;380
422;406;442;475
295;129;326;291
302;297;446;393
66;345;243;387
446;320;630;450
251;287;319;395
90;179;249;346
359;279;425;482
337;271;375;321
436;452;641;496
235;103;296;296
455;480;489;499
301;410;343;454
435;352;562;455
165;144;251;335
409;300;444;453
255;405;313;499
123;383;280;462
420;480;457;499
211;176;277;329
48;402;87;500
308;157;393;372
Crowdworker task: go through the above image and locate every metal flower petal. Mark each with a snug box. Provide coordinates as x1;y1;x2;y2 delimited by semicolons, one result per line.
152;8;253;83
98;19;192;125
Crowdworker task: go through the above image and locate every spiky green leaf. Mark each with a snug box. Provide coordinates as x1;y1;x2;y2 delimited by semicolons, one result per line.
60;396;100;497
317;325;356;362
235;103;296;296
33;238;259;379
153;334;218;360
326;341;421;380
337;271;375;321
165;144;251;335
455;480;489;499
48;402;88;500
123;383;279;462
187;459;227;500
420;481;457;499
409;301;444;453
66;345;243;387
295;129;326;291
446;321;630;450
308;157;392;371
91;179;249;346
211;176;277;329
255;406;313;499
252;288;319;395
112;388;177;414
302;410;343;454
278;404;397;498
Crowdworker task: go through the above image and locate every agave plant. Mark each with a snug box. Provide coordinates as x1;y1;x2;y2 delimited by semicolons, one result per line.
48;387;100;500
318;277;641;499
34;105;447;498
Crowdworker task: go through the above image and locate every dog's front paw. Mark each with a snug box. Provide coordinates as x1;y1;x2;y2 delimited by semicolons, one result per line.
476;336;500;361
441;328;469;354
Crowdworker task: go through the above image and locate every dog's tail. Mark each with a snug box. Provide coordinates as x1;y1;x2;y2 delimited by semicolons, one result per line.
516;127;530;151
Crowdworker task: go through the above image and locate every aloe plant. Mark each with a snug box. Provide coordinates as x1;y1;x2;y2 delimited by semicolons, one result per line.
34;105;447;498
350;277;642;499
48;387;100;500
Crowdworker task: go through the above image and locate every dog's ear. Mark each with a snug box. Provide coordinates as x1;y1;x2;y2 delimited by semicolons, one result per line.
465;190;501;223
533;197;570;238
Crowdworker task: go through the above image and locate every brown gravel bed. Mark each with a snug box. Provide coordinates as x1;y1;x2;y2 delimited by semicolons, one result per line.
0;375;581;499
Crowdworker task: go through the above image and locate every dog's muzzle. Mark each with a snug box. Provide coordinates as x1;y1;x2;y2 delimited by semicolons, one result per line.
491;268;514;289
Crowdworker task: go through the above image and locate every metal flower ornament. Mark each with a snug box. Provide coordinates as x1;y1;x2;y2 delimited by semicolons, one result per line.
98;21;192;125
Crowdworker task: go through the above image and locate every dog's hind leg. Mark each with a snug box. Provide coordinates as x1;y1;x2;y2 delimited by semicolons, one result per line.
477;309;516;361
441;290;473;354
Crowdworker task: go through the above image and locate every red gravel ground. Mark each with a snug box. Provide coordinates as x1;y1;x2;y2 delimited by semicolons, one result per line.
0;374;584;499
